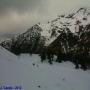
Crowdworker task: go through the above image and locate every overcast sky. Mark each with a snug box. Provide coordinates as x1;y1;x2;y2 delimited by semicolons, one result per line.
0;0;90;34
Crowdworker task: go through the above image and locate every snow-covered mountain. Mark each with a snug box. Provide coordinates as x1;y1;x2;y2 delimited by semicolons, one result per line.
38;7;90;45
1;7;90;55
16;7;90;46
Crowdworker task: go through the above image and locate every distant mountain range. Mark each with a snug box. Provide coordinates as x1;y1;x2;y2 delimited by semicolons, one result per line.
0;33;15;42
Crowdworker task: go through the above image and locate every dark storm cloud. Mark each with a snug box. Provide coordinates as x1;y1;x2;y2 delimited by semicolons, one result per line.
0;0;46;15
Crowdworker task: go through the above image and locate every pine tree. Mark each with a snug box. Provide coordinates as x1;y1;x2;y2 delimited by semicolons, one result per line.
40;51;46;62
47;50;53;64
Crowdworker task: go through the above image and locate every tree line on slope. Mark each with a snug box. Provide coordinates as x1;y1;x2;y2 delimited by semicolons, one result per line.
39;24;90;70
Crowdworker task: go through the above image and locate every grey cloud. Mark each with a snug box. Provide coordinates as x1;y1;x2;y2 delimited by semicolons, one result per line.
0;0;90;35
0;0;47;15
0;0;48;34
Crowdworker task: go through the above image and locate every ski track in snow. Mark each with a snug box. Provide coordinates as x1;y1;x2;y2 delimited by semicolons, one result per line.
0;47;90;90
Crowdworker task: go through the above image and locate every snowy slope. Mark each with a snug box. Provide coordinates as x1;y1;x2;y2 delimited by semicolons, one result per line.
0;50;90;90
0;46;17;61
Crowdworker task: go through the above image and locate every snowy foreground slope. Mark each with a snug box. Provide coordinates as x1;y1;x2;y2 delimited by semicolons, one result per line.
0;46;17;61
0;47;90;90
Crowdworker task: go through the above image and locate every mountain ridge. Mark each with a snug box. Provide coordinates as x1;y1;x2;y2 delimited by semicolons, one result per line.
0;7;90;57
